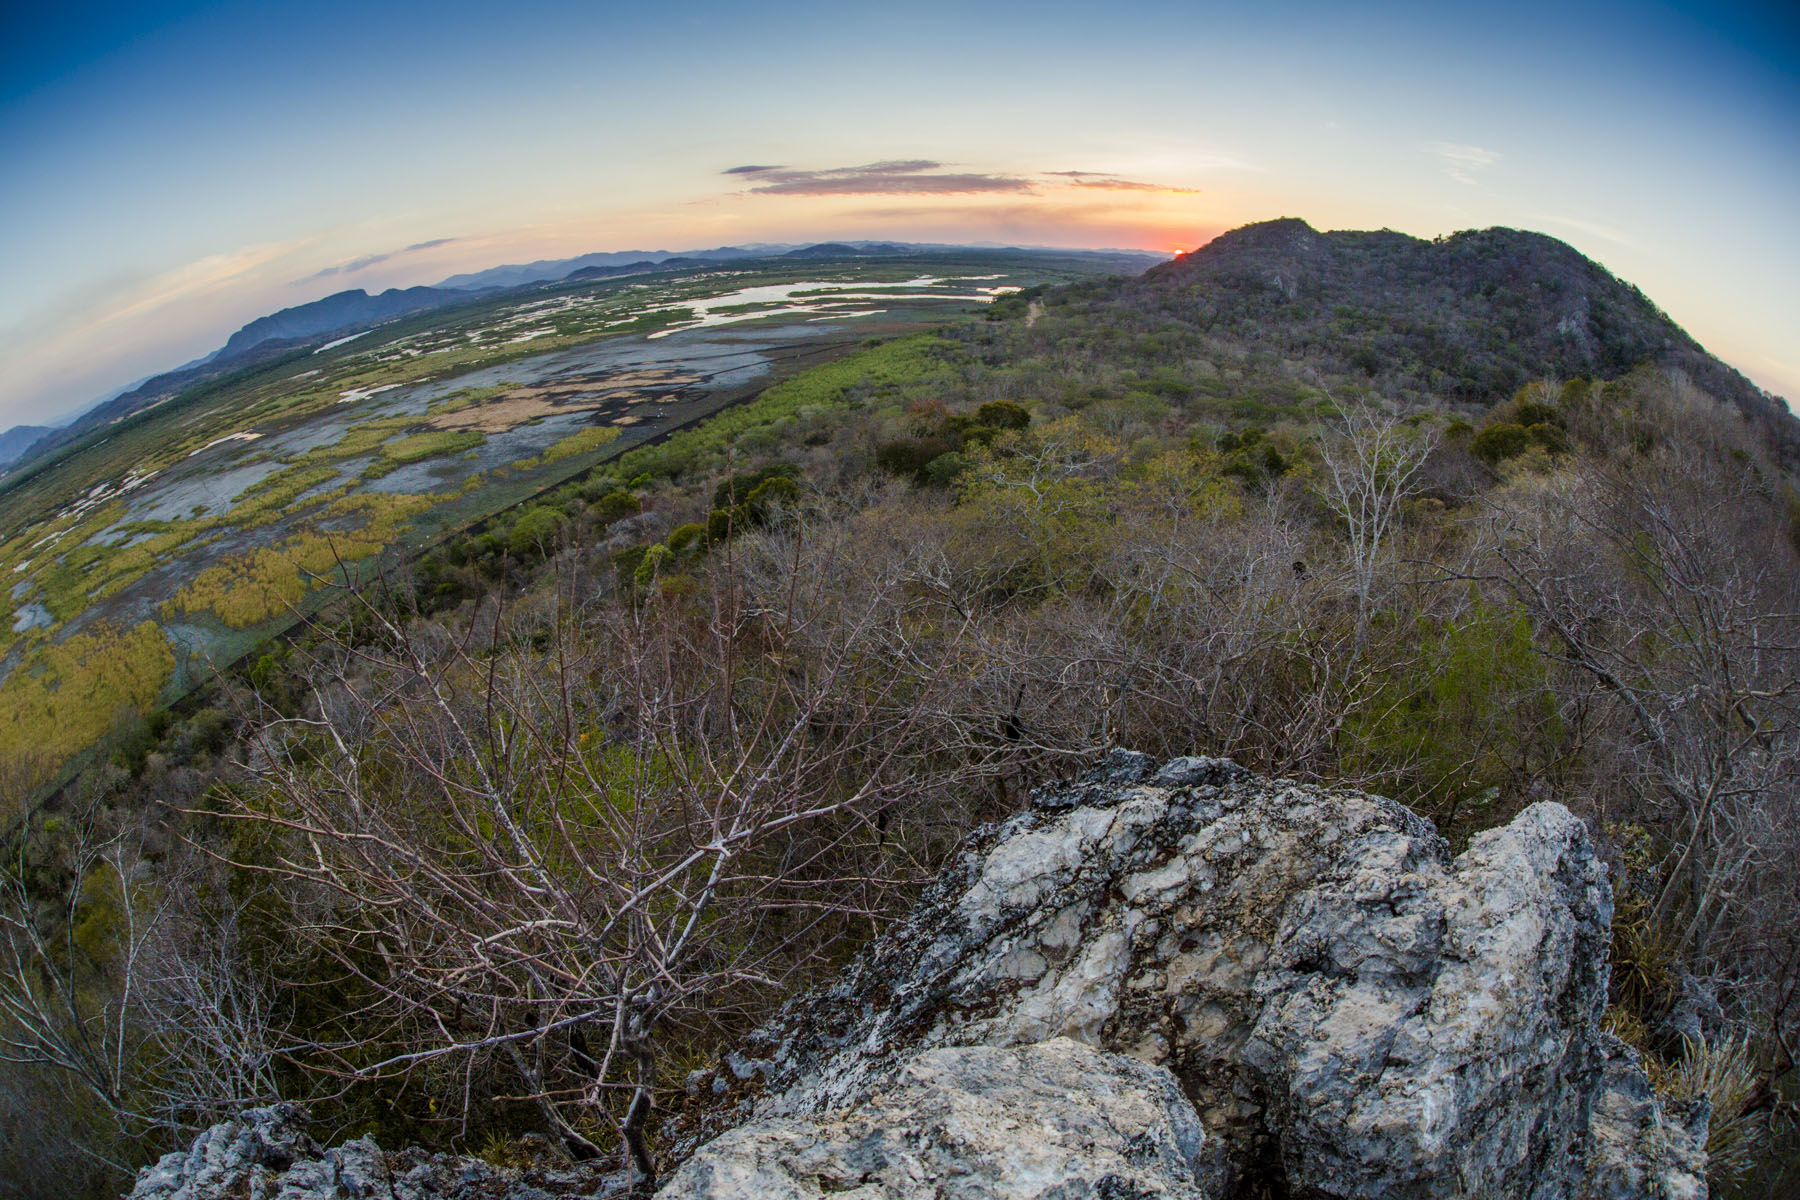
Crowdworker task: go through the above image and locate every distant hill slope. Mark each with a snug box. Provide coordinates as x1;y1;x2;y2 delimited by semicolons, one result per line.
3;288;493;479
562;257;707;282
440;246;773;291
784;242;908;258
0;426;53;466
1132;218;1796;463
218;286;476;359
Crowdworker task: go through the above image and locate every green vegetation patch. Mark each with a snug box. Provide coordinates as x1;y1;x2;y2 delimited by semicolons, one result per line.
616;333;960;481
538;425;621;465
165;493;436;629
381;430;487;465
0;620;174;796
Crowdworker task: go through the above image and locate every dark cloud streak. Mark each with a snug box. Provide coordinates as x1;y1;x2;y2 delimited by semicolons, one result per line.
728;160;1033;195
301;237;463;283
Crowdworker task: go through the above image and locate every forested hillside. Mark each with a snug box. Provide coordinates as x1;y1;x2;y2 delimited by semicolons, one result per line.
5;226;1797;1198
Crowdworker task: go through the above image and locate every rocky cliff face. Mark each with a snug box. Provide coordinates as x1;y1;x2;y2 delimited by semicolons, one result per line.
129;753;1708;1200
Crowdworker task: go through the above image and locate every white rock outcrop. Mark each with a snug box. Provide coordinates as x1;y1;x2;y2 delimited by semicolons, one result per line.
130;753;1709;1200
673;752;1707;1198
660;1039;1220;1198
127;1102;631;1200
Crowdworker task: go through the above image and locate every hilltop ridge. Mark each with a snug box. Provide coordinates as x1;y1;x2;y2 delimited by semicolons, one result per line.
1132;218;1797;463
216;285;488;360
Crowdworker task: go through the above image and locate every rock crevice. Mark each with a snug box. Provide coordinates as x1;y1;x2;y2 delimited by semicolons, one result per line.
670;752;1707;1198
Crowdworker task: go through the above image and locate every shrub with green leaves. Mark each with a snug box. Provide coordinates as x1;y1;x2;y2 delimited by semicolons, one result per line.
666;523;706;554
976;400;1031;431
508;507;568;558
712;463;798;509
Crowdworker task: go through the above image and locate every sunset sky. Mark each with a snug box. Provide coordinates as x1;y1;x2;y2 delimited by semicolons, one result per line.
2;0;1795;429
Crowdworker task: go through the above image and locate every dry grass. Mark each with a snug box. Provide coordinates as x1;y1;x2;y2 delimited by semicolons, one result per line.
0;621;173;789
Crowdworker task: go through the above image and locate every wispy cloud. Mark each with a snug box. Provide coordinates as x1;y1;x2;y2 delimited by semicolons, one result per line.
1424;141;1500;185
1530;213;1633;247
1046;170;1201;194
725;160;1222;198
305;236;464;281
727;160;1033;196
1;236;321;421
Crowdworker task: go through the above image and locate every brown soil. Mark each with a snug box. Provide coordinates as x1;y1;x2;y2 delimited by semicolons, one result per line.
425;369;704;432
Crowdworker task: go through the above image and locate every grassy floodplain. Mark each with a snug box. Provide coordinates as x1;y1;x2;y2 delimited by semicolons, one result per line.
0;250;1128;804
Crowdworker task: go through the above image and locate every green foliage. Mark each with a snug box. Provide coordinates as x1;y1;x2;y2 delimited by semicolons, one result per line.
876;437;957;482
983;284;1043;320
1473;421;1530;463
164;494;435;628
1511;399;1563;428
666;522;706;554
633;542;669;586
508;506;569;559
1341;604;1558;834
1215;427;1288;486
233;465;342;526
976;400;1031;430
924;451;971;488
382;429;486;464
743;475;800;517
713;463;799;509
10;246;1800;1188
610;334;961;482
108;707;173;774
0;621;174;787
1470;421;1536;464
610;543;651;579
591;490;642;524
535;425;621;466
950;417;1125;598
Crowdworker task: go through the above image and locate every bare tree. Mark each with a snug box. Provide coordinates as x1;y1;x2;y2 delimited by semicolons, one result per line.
213;522;987;1183
1316;397;1439;618
1477;449;1800;1116
0;807;283;1173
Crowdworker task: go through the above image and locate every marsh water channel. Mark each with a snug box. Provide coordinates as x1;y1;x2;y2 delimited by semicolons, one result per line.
16;313;935;692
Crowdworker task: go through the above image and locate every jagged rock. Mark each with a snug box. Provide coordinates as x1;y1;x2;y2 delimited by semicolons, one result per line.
126;1102;632;1200
672;752;1707;1198
658;1039;1220;1198
131;755;1709;1200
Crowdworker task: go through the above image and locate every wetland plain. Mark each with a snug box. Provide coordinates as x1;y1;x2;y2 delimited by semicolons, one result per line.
0;251;1108;795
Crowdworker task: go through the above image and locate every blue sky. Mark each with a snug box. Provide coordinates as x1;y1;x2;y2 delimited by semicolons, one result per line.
1;0;1795;427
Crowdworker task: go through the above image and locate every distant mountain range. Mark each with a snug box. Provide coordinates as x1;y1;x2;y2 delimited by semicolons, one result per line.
436;245;774;290
0;426;54;468
216;285;496;361
433;240;973;290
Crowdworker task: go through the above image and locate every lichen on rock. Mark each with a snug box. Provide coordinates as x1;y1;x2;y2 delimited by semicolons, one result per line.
659;1039;1221;1198
673;751;1708;1198
126;1102;633;1200
130;753;1708;1200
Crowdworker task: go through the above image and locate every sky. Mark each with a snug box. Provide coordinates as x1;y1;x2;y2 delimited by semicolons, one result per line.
1;0;1796;429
